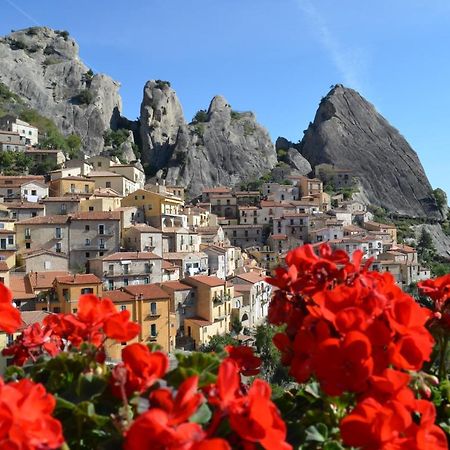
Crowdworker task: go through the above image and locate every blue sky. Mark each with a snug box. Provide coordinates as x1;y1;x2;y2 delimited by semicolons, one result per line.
2;0;450;195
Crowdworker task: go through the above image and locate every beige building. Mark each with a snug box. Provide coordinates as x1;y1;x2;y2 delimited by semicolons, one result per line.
21;248;69;273
69;211;121;271
0;176;45;202
162;227;201;253
87;171;137;197
123;224;163;256
15;215;70;255
0;115;38;146
183;275;234;349
90;251;163;291
41;197;82;216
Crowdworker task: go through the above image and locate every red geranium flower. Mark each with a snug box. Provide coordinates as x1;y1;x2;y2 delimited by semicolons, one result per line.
0;283;21;333
0;378;64;449
225;345;261;376
112;343;169;397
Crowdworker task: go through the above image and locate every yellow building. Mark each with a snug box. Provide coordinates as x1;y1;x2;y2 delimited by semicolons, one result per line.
53;274;103;314
102;285;175;358
183;275;234;349
123;284;175;353
121;188;185;228
79;189;123;213
49;176;95;197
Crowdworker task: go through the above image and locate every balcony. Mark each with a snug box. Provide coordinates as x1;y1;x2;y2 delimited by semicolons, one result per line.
214;315;226;322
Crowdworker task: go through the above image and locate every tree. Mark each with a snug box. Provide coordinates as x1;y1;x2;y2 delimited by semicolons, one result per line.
199;334;238;353
75;89;93;105
417;228;436;265
230;316;243;335
254;323;290;384
65;134;82;159
434;188;448;210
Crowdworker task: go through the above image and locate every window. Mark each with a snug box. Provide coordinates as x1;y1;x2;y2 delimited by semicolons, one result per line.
55;227;62;239
61;204;67;213
99;224;105;235
108;264;114;274
70;184;75;193
124;278;129;286
31;212;37;217
150;324;157;336
85;225;90;231
7;236;13;245
123;264;129;274
24;189;28;195
72;308;78;313
55;243;62;253
84;184;90;193
85;252;90;258
81;288;94;295
31;190;37;196
106;181;111;188
145;263;152;274
108;280;114;290
120;305;127;311
89;206;94;212
85;238;91;246
99;238;105;250
25;242;31;249
63;289;69;301
150;302;157;315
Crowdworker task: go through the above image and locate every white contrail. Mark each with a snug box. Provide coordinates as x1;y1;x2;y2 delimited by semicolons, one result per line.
295;0;363;90
4;0;41;26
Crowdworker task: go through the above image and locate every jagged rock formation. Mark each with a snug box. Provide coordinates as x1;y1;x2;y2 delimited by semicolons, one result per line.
140;81;277;196
275;137;311;175
0;27;122;153
297;85;442;219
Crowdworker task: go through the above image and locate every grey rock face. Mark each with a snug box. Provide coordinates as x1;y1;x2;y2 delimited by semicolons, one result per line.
298;85;442;219
140;83;277;197
0;27;122;153
275;137;311;175
413;224;450;259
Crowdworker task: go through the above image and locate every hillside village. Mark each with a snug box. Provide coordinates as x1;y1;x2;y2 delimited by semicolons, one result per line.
0;115;432;368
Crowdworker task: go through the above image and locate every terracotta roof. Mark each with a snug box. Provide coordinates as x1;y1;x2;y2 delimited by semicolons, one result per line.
270;234;288;240
234;272;266;284
128;224;161;233
101;251;161;261
70;211;120;221
162;260;179;271
91;188;122;197
0;176;44;188
27;271;71;290
8;275;35;300
41;197;81;202
6;202;45;210
54;176;93;181
19;311;52;330
123;284;169;300
202;187;231;194
234;284;252;293
185;316;213;327
185;275;225;287
22;249;68;260
102;290;134;303
160;280;192;291
55;274;102;285
16;215;69;225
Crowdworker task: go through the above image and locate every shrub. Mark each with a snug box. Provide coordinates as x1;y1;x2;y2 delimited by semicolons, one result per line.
154;79;171;89
56;30;69;40
75;89;94;105
192;109;208;123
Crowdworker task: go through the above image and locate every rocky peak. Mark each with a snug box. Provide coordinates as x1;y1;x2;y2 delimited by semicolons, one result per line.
298;84;442;219
140;82;277;197
0;26;122;153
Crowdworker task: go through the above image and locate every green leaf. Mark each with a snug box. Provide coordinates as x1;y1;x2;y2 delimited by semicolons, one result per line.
323;441;345;450
189;402;212;425
305;423;328;442
166;352;220;388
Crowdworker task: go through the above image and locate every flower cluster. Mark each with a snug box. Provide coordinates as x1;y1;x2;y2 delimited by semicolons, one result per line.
3;293;140;365
112;343;289;449
267;244;447;449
